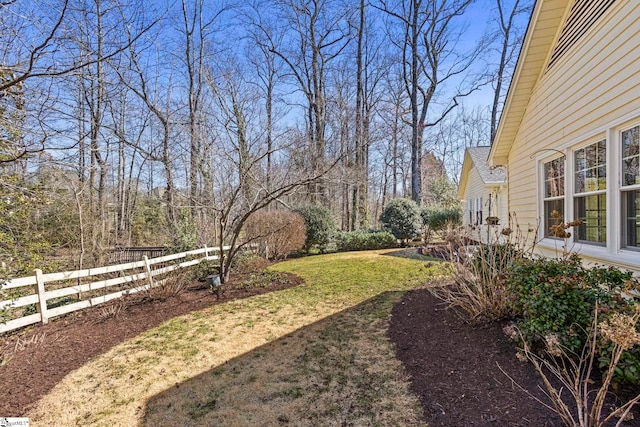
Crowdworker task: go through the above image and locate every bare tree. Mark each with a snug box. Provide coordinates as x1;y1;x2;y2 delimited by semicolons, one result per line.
107;88;151;245
266;0;353;204
375;66;411;209
178;0;228;220
352;0;368;229
205;63;338;283
77;0;111;258
0;0;157;93
489;0;532;142
243;2;288;202
350;0;386;229
114;31;181;243
374;0;488;203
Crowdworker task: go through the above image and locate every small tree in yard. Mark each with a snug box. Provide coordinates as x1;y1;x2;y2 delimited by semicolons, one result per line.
379;198;422;244
296;205;336;253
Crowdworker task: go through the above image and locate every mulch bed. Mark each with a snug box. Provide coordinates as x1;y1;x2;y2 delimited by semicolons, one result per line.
0;273;303;416
388;288;564;426
388;288;640;427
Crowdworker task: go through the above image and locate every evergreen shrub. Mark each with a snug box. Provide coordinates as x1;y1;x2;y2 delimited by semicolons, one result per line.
295;205;336;253
335;230;397;252
379;198;422;243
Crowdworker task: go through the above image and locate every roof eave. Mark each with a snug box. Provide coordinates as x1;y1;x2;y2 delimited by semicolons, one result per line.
489;0;569;167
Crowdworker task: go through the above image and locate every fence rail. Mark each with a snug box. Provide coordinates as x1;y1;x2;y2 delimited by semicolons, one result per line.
0;245;227;334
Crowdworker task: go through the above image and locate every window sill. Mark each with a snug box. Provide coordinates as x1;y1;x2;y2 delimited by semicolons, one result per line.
536;239;640;272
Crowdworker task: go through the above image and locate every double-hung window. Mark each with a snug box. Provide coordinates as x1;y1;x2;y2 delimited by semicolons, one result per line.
538;120;640;259
621;125;640;249
543;157;565;237
574;140;606;244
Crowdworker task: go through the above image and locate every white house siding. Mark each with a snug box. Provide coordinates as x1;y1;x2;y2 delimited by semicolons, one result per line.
505;1;640;269
462;167;486;227
461;169;508;244
497;186;509;229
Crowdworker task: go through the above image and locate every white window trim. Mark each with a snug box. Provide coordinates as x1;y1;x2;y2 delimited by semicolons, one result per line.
572;138;607;246
538;153;567;242
607;126;618;255
537;241;640;268
536;116;640;260
618;122;640;252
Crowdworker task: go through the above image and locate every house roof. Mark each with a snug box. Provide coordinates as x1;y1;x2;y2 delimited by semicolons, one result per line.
469;147;506;183
458;147;507;198
489;0;569;167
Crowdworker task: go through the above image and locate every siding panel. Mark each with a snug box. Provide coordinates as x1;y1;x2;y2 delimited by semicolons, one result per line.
508;1;640;234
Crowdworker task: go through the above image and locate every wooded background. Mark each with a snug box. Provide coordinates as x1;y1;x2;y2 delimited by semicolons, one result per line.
0;0;531;275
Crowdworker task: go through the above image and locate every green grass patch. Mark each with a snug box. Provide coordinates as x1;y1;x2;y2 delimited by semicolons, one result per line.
29;249;448;427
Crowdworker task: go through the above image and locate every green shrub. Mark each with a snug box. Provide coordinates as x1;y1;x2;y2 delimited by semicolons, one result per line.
421;206;462;231
505;254;640;386
379;198;422;243
335;231;397;252
599;341;640;386
506;254;626;352
295;205;336;253
191;258;220;280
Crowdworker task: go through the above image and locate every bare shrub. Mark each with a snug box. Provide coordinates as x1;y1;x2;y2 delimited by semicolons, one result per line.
233;253;269;275
504;306;640;427
244;210;306;260
14;332;47;352
430;214;537;321
151;268;190;298
98;298;127;321
136;268;191;301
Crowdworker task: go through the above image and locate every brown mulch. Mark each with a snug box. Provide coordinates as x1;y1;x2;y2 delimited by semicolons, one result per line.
389;288;640;426
388;288;563;426
0;273;303;416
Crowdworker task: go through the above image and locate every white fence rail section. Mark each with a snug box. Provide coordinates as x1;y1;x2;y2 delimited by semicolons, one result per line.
0;245;228;334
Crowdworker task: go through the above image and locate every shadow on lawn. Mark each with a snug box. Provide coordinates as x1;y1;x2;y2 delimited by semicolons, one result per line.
142;292;425;427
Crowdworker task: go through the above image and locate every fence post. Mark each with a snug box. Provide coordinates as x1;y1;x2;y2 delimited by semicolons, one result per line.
143;255;154;288
34;269;49;324
204;245;209;258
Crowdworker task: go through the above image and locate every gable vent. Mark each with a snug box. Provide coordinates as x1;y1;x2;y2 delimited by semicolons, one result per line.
547;0;617;71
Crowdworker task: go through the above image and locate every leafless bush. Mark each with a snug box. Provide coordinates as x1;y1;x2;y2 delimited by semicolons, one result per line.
14;332;47;352
133;268;190;301
98;298;127;320
0;352;11;366
503;306;640;427
0;332;48;367
148;268;190;299
244;210;306;260
430;214;538;321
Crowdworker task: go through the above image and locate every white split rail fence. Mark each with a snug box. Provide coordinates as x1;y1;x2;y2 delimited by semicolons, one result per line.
0;245;228;334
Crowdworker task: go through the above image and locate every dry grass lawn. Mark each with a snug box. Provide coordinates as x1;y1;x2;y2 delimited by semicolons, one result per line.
27;250;448;426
